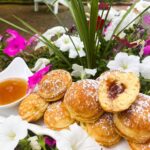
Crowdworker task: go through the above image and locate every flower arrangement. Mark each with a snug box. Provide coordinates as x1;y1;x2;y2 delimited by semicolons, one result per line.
0;116;100;150
0;0;150;150
0;0;149;94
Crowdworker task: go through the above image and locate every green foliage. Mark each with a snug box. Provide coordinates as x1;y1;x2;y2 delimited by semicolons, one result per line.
15;138;32;150
0;0;150;95
140;78;150;95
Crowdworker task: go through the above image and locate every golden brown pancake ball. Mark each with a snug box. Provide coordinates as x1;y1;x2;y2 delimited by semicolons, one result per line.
64;79;104;123
114;94;150;144
128;141;150;150
19;93;48;122
44;100;74;130
38;69;72;101
83;113;121;147
98;70;140;112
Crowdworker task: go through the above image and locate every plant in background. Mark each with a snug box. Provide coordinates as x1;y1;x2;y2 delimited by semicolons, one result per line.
0;0;149;94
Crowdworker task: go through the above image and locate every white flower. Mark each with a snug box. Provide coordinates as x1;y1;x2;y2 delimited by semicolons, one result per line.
54;34;71;52
54;34;86;58
55;123;100;150
104;10;138;40
0;116;28;150
31;58;50;72
134;0;150;13
107;52;140;76
71;36;86;58
140;56;150;79
85;68;97;76
98;8;119;20
35;26;67;50
43;26;67;38
71;64;97;79
28;136;41;150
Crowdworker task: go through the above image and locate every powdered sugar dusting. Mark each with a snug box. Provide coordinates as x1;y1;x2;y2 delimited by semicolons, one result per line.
64;79;102;121
122;93;150;129
79;79;99;101
39;69;71;98
95;113;114;136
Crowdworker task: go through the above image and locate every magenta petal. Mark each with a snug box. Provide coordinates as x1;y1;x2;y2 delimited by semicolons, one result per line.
6;29;19;36
4;29;27;57
28;65;52;91
6;29;19;42
143;15;150;25
145;39;150;46
3;38;26;57
27;34;38;47
45;136;56;148
143;45;150;56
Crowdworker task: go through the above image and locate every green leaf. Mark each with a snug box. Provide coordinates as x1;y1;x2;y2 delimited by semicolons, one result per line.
15;139;32;150
104;1;138;53
38;136;47;150
13;15;40;34
116;5;150;36
0;18;31;34
67;0;90;67
89;0;99;67
45;2;84;66
112;2;138;36
13;16;71;67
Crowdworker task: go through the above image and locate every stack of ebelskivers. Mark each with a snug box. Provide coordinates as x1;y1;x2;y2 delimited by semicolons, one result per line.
18;69;150;150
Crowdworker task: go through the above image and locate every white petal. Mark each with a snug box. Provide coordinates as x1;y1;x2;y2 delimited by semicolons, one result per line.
78;137;100;150
115;52;128;63
56;139;72;150
140;56;150;79
125;65;140;76
69;49;78;58
71;70;84;78
60;44;70;52
85;68;97;76
78;49;86;57
0;116;28;150
107;60;120;70
142;56;150;64
31;58;50;72
71;64;85;78
35;41;45;50
107;52;140;75
128;55;140;64
72;64;84;72
140;63;150;79
0;140;19;150
54;34;71;52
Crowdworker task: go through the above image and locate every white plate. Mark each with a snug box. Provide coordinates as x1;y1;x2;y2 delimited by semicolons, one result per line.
0;58;130;150
0;57;33;113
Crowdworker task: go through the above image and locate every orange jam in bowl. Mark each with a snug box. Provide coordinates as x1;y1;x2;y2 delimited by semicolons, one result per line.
0;78;28;106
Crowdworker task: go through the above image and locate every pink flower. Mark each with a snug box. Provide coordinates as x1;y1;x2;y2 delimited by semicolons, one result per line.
143;39;150;56
143;14;150;25
3;29;27;57
6;29;18;42
28;64;52;91
27;34;38;47
143;46;150;56
45;136;56;148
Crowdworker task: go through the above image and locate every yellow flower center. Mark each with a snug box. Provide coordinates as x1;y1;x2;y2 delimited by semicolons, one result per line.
8;131;16;140
122;64;128;69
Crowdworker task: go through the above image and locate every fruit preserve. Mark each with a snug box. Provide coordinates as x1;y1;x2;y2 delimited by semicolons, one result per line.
0;78;28;105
